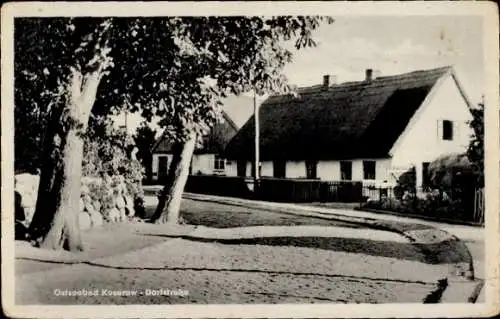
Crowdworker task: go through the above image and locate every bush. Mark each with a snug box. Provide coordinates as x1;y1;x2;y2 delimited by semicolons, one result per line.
428;153;479;190
394;167;416;200
379;197;402;211
81;116;145;222
83;116;144;201
363;188;474;223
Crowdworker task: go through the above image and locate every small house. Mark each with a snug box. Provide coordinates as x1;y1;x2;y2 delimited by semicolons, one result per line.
151;96;254;182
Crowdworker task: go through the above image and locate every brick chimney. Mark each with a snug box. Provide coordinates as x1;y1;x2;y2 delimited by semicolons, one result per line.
365;69;381;81
365;69;373;81
323;75;330;87
323;74;337;88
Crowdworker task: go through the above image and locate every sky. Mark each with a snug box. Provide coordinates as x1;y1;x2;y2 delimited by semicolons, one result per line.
115;15;485;136
283;15;485;103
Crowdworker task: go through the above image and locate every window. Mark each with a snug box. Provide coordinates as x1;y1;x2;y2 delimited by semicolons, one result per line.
237;161;246;177
422;162;430;188
340;161;352;180
442;120;454;140
363;161;376;180
273;160;286;178
306;160;318;179
214;154;225;171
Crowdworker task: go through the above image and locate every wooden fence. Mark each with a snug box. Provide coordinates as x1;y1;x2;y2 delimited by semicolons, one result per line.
181;175;485;225
256;178;363;203
183;175;363;203
361;185;485;225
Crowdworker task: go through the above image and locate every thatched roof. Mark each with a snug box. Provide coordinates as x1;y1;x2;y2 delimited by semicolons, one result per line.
152;111;239;155
225;66;453;161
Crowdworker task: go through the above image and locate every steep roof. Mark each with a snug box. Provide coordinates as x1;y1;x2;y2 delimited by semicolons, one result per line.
225;66;455;161
152;110;239;154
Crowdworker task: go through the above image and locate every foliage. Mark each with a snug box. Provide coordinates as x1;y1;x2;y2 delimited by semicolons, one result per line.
14;18;116;176
363;187;475;223
96;16;334;144
82;115;144;200
15;16;334;234
15;15;333;173
393;167;416;199
14;100;46;174
15;18;116;139
466;102;484;187
427;153;478;190
133;122;157;181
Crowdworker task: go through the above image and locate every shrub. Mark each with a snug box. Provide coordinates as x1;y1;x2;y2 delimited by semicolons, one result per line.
394;167;416;199
428;153;479;190
379;197;402;211
82;116;145;218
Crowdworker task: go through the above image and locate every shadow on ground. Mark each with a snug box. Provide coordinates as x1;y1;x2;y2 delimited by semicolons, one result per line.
137;232;469;265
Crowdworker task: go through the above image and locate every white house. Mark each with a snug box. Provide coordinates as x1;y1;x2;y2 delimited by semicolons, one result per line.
224;66;474;188
151;96;254;182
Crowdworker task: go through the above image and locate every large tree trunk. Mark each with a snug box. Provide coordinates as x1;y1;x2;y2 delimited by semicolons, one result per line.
152;132;196;225
28;67;103;251
29;107;66;241
39;129;85;250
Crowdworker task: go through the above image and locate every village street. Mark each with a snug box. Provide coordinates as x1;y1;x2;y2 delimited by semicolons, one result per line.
15;195;484;304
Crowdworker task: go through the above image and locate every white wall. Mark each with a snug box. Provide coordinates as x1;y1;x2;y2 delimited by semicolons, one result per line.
317;158;392;185
153;153;231;181
390;74;473;186
238;158;391;185
191;154;214;175
249;161;308;179
225;161;272;178
261;161;273;177
317;161;341;180
286;161;306;178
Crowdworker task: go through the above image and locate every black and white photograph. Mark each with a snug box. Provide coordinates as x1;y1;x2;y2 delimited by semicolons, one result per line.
2;1;498;318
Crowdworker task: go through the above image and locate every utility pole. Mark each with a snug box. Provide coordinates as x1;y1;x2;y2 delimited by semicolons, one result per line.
254;88;260;182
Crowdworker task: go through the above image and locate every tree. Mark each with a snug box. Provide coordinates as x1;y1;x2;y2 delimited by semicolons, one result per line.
394;167;416;199
133;123;157;183
17;18;117;251
17;16;333;250
466;102;484;187
137;17;334;224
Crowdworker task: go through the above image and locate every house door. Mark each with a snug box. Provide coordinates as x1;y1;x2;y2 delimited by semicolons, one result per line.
158;156;169;182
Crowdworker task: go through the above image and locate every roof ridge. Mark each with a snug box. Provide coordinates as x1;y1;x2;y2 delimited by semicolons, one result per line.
375;65;452;80
288;65;453;93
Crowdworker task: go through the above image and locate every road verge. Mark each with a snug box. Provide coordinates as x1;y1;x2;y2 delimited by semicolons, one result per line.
183;192;482;303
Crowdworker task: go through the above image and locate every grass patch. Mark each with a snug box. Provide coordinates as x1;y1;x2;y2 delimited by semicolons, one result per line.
145;199;362;229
